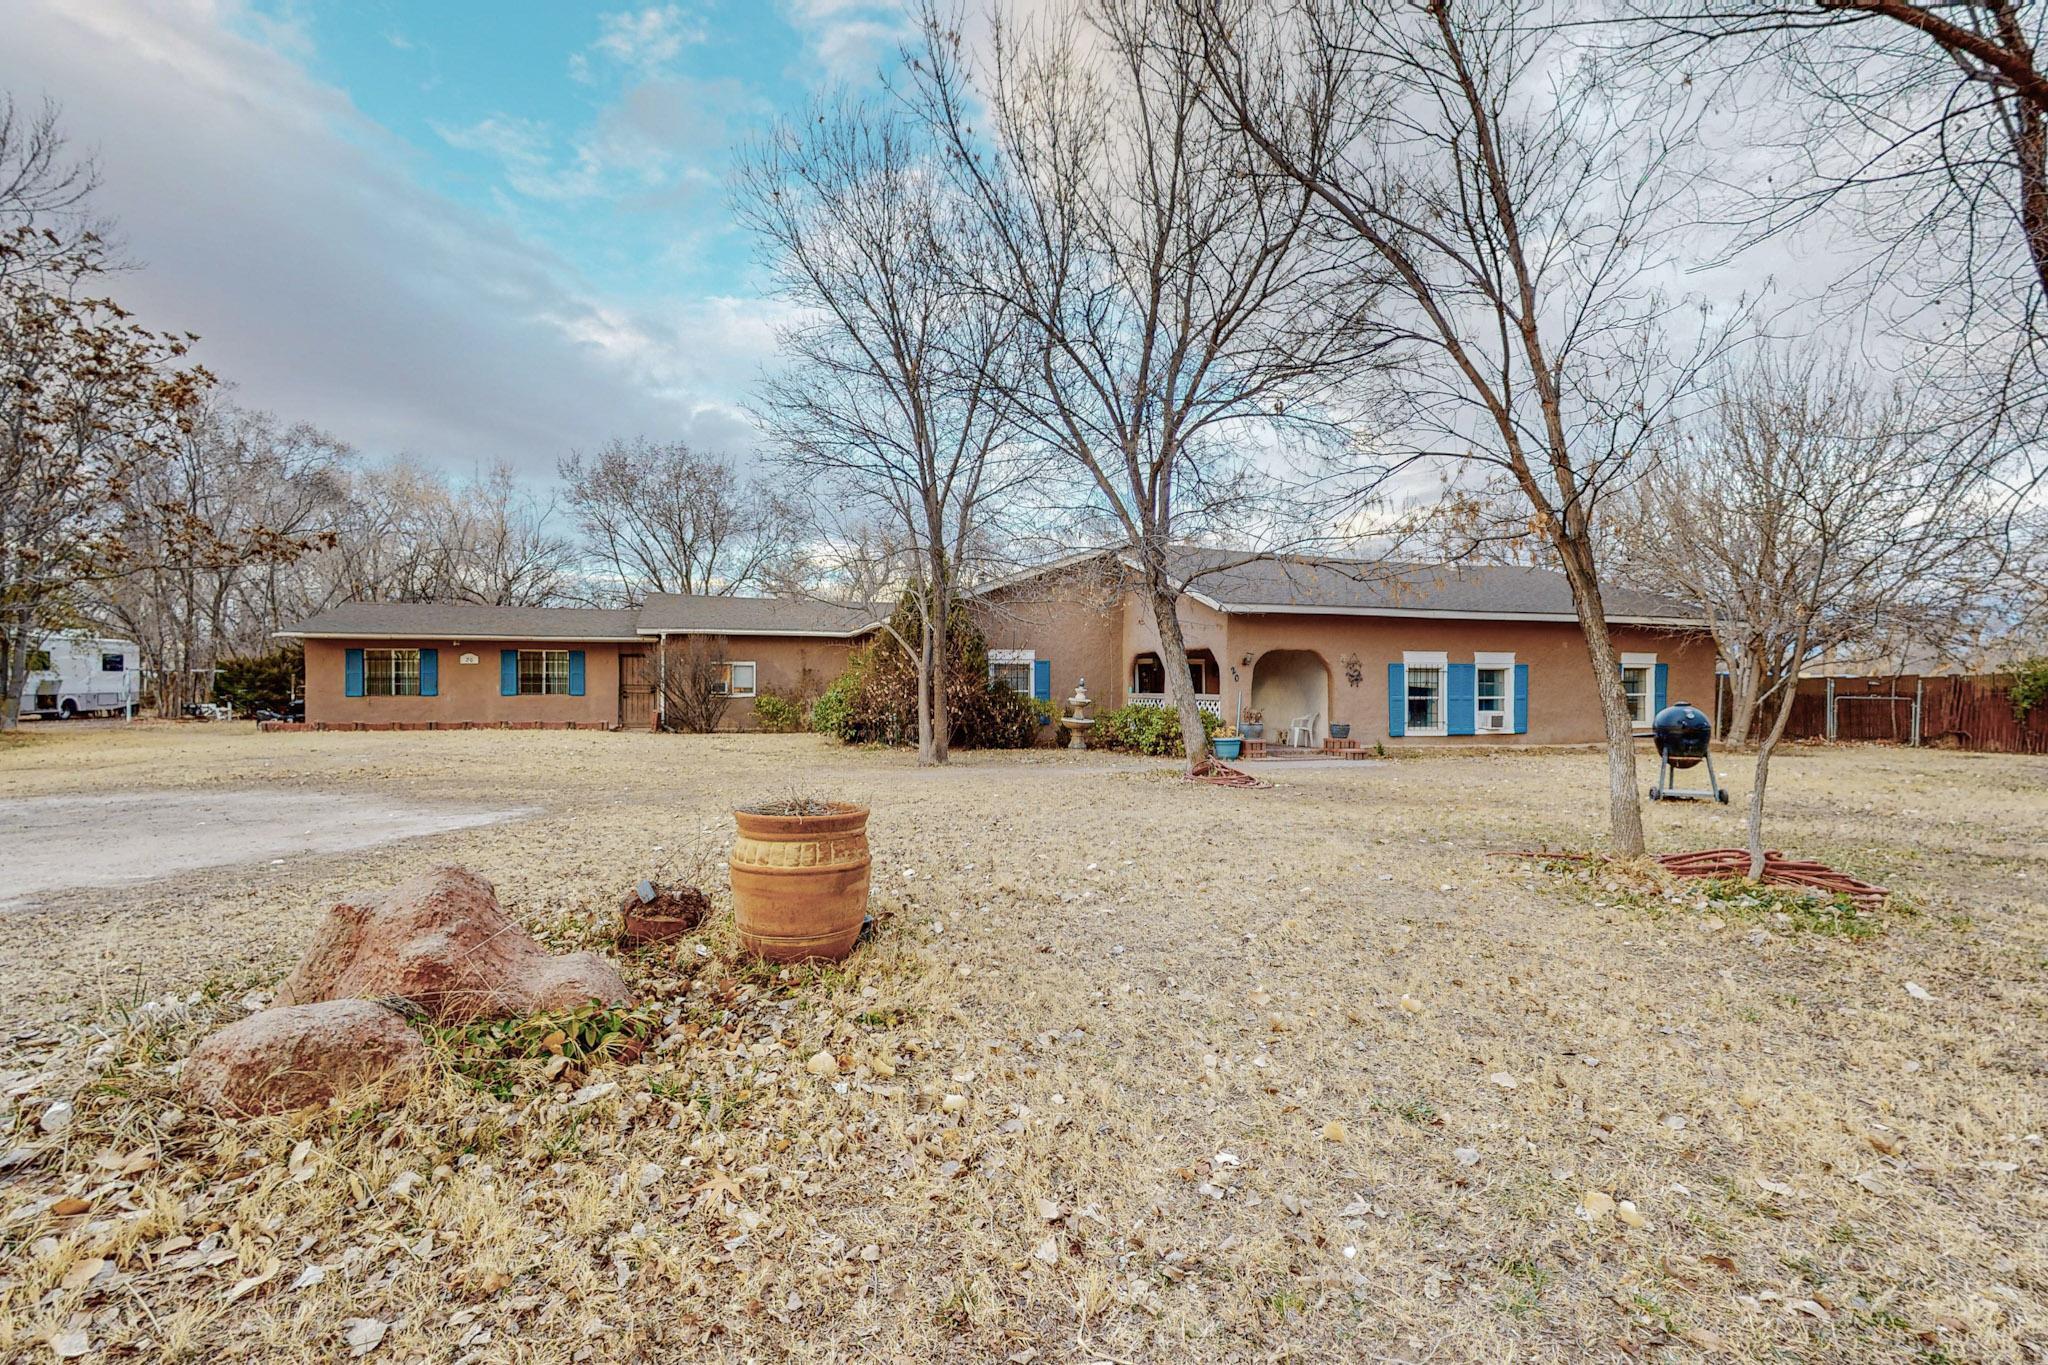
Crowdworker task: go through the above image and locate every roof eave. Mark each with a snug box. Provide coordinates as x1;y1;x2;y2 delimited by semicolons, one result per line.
277;629;644;642
634;625;879;639
1210;602;1707;627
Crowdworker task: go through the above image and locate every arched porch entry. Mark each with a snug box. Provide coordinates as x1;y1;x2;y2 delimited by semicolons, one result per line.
1250;650;1331;746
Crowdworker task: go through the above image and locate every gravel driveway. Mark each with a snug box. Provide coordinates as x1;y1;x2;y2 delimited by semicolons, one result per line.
0;788;534;909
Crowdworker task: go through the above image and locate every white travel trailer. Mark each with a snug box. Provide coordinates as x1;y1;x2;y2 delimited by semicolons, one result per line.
21;634;141;719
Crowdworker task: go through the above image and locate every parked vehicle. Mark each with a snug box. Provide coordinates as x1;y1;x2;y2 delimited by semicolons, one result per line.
20;634;141;719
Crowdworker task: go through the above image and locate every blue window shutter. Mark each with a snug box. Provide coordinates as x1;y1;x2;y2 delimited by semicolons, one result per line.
1513;664;1530;734
1032;658;1051;702
418;648;438;697
344;648;364;698
1653;663;1669;716
500;650;518;696
1447;663;1476;736
568;650;586;697
1386;663;1405;738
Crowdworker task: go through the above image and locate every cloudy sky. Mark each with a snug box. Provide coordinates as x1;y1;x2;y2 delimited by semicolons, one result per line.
1;0;916;478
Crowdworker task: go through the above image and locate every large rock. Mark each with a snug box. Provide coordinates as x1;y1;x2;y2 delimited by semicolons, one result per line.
181;1000;426;1117
276;865;632;1023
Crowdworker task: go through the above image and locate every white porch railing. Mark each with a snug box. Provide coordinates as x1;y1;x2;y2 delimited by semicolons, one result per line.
1129;692;1222;716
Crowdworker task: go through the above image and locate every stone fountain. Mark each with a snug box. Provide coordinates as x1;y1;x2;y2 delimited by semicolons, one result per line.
1062;678;1096;751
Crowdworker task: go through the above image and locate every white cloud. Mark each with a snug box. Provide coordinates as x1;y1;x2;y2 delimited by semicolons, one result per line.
0;0;773;473
579;5;708;79
777;0;914;83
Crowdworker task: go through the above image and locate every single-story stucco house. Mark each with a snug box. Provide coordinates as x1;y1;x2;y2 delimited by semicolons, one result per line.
280;594;879;732
279;547;1713;744
973;548;1713;747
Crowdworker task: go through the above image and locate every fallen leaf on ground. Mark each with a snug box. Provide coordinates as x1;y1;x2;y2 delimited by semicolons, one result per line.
343;1317;388;1357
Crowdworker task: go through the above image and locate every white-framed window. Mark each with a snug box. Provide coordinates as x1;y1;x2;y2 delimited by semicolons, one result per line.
99;651;126;673
1474;651;1513;732
1403;650;1447;735
988;648;1035;694
364;648;422;697
1620;652;1657;727
516;648;571;696
714;661;757;698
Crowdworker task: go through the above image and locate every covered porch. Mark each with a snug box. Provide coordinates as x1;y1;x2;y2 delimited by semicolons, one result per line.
1127;648;1223;716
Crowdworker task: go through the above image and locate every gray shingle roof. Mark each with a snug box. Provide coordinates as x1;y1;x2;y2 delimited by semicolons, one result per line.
1162;547;1697;621
283;594;888;641
281;603;644;640
635;594;885;636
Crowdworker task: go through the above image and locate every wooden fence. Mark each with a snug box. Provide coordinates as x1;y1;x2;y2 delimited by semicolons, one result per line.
1748;674;2048;754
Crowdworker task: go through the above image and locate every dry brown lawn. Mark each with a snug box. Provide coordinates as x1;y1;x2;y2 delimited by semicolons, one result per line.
0;724;2042;1363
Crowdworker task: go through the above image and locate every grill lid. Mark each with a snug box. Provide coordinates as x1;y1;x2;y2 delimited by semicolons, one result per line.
1651;702;1712;765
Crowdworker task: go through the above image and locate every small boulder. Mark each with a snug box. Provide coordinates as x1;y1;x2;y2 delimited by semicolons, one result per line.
276;866;632;1023
181;1000;425;1117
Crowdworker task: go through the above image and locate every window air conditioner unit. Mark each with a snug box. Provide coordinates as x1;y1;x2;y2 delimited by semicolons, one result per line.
1479;712;1508;732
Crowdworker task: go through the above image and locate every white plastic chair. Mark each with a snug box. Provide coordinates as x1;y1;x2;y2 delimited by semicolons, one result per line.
1289;712;1317;748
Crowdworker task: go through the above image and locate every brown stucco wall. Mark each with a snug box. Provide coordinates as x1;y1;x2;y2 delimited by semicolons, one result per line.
976;573;1714;747
653;635;858;731
975;568;1129;744
1212;615;1716;746
303;637;629;727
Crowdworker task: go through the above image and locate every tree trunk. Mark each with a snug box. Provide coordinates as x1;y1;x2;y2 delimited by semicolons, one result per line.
0;625;25;731
928;586;951;766
1746;625;1811;880
1722;652;1762;747
1747;669;1803;880
1552;538;1647;855
915;603;937;766
1140;547;1208;773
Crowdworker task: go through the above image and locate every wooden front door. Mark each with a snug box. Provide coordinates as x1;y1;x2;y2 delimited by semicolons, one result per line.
619;652;654;730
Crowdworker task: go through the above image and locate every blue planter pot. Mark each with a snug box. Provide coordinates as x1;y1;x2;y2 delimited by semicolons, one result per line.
1211;737;1243;760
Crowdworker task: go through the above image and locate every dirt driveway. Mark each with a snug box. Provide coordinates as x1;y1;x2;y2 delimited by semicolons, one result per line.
0;789;534;909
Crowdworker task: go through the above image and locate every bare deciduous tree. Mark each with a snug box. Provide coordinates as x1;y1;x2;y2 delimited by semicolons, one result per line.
1614;345;2008;874
910;0;1365;771
0;96;100;283
737;89;1028;765
1194;0;1735;849
559;438;807;603
98;398;342;713
1623;0;2048;451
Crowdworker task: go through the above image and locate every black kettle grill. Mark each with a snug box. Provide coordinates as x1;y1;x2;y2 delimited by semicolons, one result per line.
1648;702;1728;803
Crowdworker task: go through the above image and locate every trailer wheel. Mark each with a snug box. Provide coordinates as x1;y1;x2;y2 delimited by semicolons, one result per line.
1716;790;1729;805
59;699;77;719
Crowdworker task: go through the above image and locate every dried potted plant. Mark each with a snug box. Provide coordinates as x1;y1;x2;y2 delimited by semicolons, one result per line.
729;795;872;962
619;881;710;948
1240;709;1264;740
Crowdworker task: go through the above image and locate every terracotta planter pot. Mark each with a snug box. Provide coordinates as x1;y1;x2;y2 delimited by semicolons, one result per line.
729;803;872;963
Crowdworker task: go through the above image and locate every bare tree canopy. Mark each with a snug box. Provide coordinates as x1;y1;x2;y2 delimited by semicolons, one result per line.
1192;0;1736;849
738;85;1031;764
0;95;101;282
909;0;1367;771
1610;343;2010;870
1621;0;2048;450
558;437;807;604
